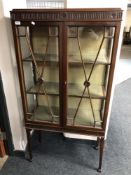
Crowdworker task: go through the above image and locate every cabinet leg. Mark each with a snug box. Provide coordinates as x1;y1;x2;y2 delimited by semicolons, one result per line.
37;130;42;143
94;137;100;150
26;129;32;161
97;137;104;172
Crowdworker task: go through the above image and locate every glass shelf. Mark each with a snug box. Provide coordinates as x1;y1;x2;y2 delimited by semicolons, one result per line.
22;53;110;65
68;83;106;99
27;82;59;95
28;106;102;127
68;36;114;39
27;82;106;99
22;53;59;63
67;108;102;128
68;55;111;65
29;106;59;124
28;105;102;128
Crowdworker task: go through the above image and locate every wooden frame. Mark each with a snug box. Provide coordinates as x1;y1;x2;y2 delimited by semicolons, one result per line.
10;8;122;172
0;129;6;157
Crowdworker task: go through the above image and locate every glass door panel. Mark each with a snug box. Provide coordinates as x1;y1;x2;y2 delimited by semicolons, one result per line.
67;26;115;128
17;25;60;124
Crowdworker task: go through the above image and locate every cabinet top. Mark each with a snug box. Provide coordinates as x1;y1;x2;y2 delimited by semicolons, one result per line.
10;8;122;22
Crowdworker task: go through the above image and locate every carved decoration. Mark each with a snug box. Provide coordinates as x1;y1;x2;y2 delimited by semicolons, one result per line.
10;10;122;22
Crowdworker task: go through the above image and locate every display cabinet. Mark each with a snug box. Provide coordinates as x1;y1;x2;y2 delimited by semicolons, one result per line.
10;8;122;172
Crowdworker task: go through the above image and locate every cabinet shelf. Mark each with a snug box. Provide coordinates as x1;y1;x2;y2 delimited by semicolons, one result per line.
22;53;110;65
26;82;59;96
67;108;102;128
68;36;114;39
68;55;111;65
18;35;58;38
68;83;106;99
29;105;102;128
29;106;59;124
23;54;59;64
27;82;106;99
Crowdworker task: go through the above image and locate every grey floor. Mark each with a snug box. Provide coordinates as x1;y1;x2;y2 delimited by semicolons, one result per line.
1;79;131;175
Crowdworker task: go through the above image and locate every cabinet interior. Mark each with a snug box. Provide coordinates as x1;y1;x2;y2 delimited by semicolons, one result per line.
17;25;115;128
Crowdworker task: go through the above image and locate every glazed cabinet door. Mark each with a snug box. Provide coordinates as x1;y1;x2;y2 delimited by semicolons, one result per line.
14;22;62;126
65;23;116;129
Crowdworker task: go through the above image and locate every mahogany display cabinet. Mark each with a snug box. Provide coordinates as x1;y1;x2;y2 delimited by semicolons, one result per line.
10;8;122;172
